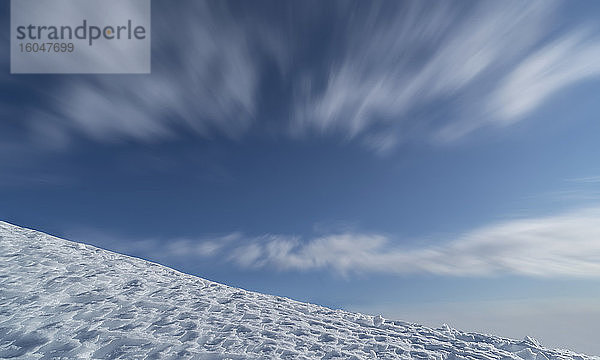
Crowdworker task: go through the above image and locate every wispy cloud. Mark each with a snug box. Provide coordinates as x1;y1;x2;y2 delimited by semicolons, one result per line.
220;208;600;277
5;1;600;153
71;206;600;278
567;176;600;184
291;1;556;145
518;176;600;211
63;228;244;262
489;30;600;125
290;0;600;148
3;1;282;144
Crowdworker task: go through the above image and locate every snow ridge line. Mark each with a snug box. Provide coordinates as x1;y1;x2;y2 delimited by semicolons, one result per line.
1;220;598;359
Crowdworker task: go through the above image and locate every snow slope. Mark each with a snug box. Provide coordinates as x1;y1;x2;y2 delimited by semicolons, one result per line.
0;221;597;360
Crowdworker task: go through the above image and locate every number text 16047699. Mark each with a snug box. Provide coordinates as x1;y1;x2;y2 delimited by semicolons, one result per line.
19;42;75;53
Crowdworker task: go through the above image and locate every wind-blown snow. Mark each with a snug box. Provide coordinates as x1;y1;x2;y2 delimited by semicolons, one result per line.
0;221;597;360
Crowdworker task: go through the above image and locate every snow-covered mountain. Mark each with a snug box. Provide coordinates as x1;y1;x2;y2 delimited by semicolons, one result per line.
0;221;597;360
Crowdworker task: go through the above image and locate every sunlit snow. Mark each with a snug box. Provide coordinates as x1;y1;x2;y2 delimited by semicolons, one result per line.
1;221;597;360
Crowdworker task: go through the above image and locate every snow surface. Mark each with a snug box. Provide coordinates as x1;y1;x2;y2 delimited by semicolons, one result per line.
1;221;598;360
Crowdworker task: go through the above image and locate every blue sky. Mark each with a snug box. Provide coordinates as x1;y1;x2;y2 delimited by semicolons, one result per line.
2;0;600;355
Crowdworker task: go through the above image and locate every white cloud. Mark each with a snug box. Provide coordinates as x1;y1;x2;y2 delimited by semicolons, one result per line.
490;30;600;124
292;1;561;147
12;1;281;144
220;207;600;277
72;206;600;278
5;1;600;152
166;232;242;257
64;228;243;263
290;1;600;148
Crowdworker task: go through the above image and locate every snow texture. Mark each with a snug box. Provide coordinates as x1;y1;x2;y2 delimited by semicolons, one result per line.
1;221;598;360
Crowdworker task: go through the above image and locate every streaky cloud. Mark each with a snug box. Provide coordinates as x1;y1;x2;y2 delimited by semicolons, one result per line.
6;1;600;153
71;206;600;278
221;207;600;277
